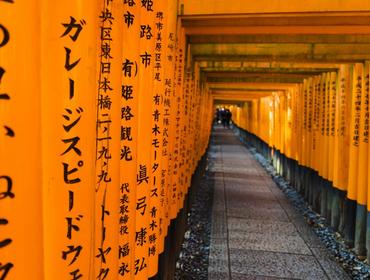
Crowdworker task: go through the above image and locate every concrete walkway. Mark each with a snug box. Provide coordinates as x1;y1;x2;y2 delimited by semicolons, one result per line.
208;127;350;280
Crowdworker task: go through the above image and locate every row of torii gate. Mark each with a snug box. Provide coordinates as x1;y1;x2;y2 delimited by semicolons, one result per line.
2;0;370;279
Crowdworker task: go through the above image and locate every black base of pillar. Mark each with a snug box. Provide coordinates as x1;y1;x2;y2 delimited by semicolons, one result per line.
354;204;367;257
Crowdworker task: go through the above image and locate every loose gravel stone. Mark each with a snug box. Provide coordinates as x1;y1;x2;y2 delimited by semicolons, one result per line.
174;159;214;280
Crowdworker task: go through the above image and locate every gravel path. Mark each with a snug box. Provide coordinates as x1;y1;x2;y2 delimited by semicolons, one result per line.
174;153;214;280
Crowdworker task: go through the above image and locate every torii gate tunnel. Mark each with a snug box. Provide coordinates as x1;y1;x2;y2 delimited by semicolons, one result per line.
2;0;370;279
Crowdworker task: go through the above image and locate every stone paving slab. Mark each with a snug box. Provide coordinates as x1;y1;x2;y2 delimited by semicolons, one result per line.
231;274;298;280
228;217;299;236
227;206;290;222
230;249;328;279
211;213;228;239
208;127;349;280
229;232;311;255
208;238;230;280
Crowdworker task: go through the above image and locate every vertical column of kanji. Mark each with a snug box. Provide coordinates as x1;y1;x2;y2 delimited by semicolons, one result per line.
290;87;297;162
276;94;281;157
319;74;326;175
321;74;330;179
270;97;275;154
175;26;186;215
147;2;166;276
321;73;328;177
321;74;328;178
190;64;200;172
296;84;303;164
322;75;328;175
188;65;198;175
156;0;177;254
268;96;274;152
204;92;212;151
0;1;43;279
315;75;323;176
311;77;319;172
288;90;293;161
283;95;289;159
120;0;140;278
297;88;303;168
309;79;316;171
348;63;363;202
155;0;171;256
191;69;198;172
333;70;341;188
134;0;155;278
283;92;288;157
301;80;308;168
196;84;204;155
207;89;213;148
94;0;122;279
333;65;351;191
161;0;177;235
181;51;191;194
183;65;193;193
208;94;213;141
357;62;369;206
208;93;213;141
272;93;279;158
199;89;205;149
328;72;337;182
323;73;331;179
176;47;186;217
167;26;179;220
161;70;171;243
294;86;300;164
282;90;289;157
318;74;326;178
188;64;198;182
196;82;203;152
188;68;195;172
320;73;330;178
181;68;188;199
197;85;203;151
279;92;284;156
201;85;207;155
200;88;206;151
204;85;210;149
307;78;314;171
310;76;320;173
279;93;285;160
270;94;276;158
278;94;283;158
195;65;202;166
318;76;325;175
274;94;280;158
300;83;307;166
41;1;98;279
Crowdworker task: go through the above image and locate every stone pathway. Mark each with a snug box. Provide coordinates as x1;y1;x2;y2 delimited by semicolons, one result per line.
208;127;350;280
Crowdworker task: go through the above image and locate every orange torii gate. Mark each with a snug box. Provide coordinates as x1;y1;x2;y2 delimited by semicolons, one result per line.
0;1;213;279
4;0;370;279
